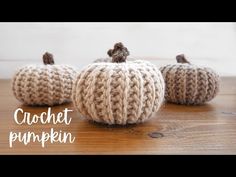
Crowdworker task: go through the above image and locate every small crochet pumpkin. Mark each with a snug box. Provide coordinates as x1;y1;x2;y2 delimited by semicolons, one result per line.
72;42;165;125
12;52;77;106
160;54;220;105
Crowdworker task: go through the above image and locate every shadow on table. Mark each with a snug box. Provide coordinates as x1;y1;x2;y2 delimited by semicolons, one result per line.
160;101;216;113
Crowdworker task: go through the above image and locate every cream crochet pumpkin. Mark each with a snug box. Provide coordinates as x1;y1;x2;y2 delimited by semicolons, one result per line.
160;54;220;105
72;43;165;125
12;52;77;106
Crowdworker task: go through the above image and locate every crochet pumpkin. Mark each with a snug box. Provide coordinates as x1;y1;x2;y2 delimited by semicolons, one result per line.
160;54;220;105
72;42;165;125
12;52;77;106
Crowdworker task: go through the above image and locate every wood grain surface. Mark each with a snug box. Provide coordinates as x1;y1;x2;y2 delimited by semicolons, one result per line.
0;77;236;154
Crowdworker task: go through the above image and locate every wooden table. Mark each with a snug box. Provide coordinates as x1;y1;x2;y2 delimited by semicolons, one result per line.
0;77;236;154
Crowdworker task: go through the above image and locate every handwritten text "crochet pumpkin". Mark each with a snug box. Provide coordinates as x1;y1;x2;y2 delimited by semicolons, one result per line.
9;108;75;148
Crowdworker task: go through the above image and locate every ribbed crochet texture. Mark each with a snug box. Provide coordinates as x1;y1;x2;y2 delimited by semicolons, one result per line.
12;53;77;106
72;60;165;125
159;54;220;105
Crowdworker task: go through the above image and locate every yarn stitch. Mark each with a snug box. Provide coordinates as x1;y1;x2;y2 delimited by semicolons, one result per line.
160;54;220;105
12;52;77;106
72;43;165;125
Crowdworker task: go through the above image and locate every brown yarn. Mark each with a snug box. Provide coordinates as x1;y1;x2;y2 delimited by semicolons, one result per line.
107;42;129;63
43;52;55;65
176;54;190;64
160;54;220;105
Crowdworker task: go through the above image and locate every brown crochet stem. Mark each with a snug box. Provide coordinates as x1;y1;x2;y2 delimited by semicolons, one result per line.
107;42;130;63
43;52;55;65
176;54;190;64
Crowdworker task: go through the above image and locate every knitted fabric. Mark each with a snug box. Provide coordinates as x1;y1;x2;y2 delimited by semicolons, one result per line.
12;65;77;106
159;63;220;105
93;58;135;63
93;58;112;63
72;60;165;125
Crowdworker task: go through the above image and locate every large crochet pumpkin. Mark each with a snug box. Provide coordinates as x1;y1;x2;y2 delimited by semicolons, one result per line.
12;52;77;106
72;42;165;125
160;54;220;105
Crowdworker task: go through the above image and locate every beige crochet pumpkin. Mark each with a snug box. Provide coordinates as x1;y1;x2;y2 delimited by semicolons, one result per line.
72;43;165;125
160;54;220;105
12;52;77;106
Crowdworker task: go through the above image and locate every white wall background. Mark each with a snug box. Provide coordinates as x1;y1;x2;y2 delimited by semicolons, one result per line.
0;22;236;78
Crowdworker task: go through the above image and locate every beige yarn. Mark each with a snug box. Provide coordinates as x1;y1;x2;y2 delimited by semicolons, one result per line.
93;58;136;63
72;60;165;125
12;53;77;106
93;58;112;63
159;54;220;105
